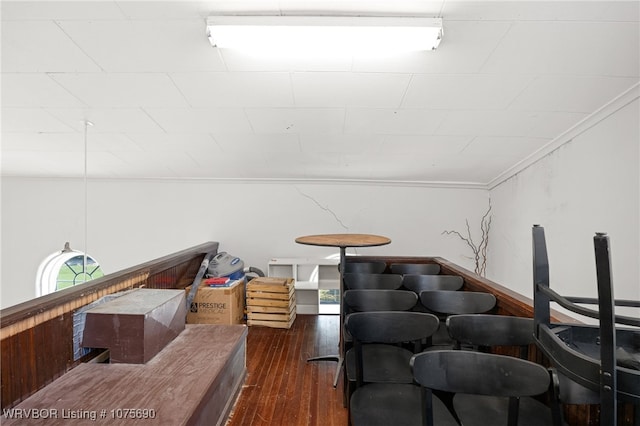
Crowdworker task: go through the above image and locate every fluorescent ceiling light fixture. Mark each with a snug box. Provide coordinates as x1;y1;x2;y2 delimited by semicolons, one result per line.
206;16;443;54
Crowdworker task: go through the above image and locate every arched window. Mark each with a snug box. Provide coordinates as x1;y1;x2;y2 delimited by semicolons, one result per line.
36;242;104;297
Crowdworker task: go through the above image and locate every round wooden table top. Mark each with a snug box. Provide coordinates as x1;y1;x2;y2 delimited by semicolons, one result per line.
295;234;391;248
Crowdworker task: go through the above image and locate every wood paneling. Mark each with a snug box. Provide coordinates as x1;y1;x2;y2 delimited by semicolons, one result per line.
1;242;218;410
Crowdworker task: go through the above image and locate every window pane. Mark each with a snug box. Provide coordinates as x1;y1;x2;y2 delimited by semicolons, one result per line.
319;289;340;314
56;255;104;290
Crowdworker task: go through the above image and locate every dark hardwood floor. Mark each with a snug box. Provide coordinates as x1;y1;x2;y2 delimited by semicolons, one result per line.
226;314;348;426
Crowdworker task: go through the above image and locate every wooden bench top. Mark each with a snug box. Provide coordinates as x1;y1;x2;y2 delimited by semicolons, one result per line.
3;325;247;425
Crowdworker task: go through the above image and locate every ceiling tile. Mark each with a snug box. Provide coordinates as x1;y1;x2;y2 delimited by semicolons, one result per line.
245;162;308;179
190;150;266;170
275;0;442;15
292;72;411;107
508;76;638;113
394;155;501;182
85;133;145;152
117;1;285;19
299;134;384;154
402;74;533;110
50;73;190;107
441;1;617;21
303;161;374;180
3;132;143;153
482;21;640;77
46;108;165;133
144;108;253;133
349;153;428;180
171;72;294;107
126;133;220;153
600;2;640;21
525;111;588;139
1;21;101;72
2;1;637;184
213;133;300;153
1;1;126;20
1;74;86;108
261;151;351;178
378;135;472;156
460;136;549;160
2;108;76;133
245;108;345;133
1;132;79;151
436;110;549;137
111;151;200;177
344;108;447;134
197;150;276;177
58;19;227;72
85;151;139;177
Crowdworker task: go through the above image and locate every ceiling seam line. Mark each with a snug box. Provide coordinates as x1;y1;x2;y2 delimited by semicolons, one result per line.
53;20;105;72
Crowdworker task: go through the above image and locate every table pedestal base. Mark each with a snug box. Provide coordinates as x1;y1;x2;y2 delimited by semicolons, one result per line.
307;354;343;388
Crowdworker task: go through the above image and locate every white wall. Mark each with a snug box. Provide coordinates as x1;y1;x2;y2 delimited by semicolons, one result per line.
488;95;639;308
4;92;637;311
1;179;488;308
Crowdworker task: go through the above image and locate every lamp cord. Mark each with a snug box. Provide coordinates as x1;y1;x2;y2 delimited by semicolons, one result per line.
83;121;92;282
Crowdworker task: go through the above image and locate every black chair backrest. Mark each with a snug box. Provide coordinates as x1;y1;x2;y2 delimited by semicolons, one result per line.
390;263;440;275
344;289;417;313
347;311;440;388
344;273;403;290
346;311;440;345
420;290;496;315
411;350;550;396
446;314;534;347
402;274;463;293
343;261;387;274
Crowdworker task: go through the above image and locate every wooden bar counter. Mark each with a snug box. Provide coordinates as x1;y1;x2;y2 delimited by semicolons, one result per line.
2;325;247;426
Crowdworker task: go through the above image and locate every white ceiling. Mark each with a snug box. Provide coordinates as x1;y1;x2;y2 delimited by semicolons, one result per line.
2;1;639;186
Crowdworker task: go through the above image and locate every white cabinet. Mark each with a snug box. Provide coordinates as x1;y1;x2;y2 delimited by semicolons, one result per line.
268;258;340;314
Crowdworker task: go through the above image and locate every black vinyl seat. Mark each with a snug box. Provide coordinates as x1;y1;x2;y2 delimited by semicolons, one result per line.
411;350;553;426
347;311;442;426
390;263;440;275
344;272;403;290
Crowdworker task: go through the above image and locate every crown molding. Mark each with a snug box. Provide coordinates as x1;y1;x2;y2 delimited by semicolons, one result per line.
487;82;640;190
2;175;487;190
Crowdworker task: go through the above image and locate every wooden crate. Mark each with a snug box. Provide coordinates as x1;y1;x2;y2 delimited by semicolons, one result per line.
246;277;296;329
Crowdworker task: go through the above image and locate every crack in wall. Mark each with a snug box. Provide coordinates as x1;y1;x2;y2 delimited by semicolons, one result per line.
295;187;349;231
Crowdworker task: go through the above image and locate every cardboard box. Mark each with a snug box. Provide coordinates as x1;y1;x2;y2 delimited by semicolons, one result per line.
246;277;296;329
185;279;245;325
